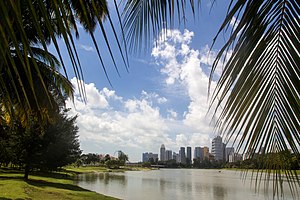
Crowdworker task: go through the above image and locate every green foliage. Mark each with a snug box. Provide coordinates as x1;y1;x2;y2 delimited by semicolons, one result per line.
118;151;129;166
0;0;127;125
0;109;81;175
226;152;300;170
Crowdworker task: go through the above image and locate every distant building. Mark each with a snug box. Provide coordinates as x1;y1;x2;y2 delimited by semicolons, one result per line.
203;147;209;159
229;153;242;163
225;147;234;162
160;144;166;161
142;152;158;163
212;136;224;161
194;147;203;160
180;147;186;164
187;147;192;163
165;150;172;161
243;148;255;160
173;152;178;161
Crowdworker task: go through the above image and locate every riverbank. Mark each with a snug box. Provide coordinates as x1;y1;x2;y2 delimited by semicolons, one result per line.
0;168;118;200
65;165;154;174
224;168;300;175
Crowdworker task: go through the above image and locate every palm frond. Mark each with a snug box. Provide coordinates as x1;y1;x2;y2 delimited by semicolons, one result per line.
210;0;300;195
0;0;128;125
121;0;199;54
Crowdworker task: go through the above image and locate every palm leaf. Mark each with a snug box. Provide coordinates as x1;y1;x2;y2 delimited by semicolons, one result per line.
121;0;199;54
0;0;128;125
210;0;300;196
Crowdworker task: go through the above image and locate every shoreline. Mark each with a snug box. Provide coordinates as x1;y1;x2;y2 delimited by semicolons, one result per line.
0;167;119;200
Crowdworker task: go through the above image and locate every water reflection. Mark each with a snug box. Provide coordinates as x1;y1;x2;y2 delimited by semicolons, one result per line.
75;169;294;200
159;178;166;192
213;185;227;200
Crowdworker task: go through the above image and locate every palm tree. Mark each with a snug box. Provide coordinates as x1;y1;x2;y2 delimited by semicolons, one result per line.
1;46;74;125
120;0;299;196
209;0;299;195
0;0;126;125
0;0;298;196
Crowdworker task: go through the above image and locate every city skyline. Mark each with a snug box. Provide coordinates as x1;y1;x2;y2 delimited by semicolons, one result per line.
142;135;244;164
62;1;233;162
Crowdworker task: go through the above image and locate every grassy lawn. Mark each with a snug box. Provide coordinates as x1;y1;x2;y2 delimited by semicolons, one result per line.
65;165;153;174
65;166;109;173
0;168;118;200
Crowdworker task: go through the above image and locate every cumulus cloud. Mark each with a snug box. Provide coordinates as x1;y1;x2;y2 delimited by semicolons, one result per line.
66;29;226;161
66;78;173;161
152;29;219;134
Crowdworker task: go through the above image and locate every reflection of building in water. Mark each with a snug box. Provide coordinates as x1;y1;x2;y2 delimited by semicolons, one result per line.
213;185;227;199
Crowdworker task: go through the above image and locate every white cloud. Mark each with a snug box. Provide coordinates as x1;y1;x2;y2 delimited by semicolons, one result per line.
66;80;174;161
66;29;227;162
167;109;178;120
79;44;95;52
152;29;218;134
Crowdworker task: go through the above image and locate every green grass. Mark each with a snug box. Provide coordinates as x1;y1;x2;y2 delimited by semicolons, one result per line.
0;168;118;200
65;166;109;173
64;165;153;174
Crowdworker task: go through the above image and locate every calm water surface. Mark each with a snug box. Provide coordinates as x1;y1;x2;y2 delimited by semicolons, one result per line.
75;169;296;200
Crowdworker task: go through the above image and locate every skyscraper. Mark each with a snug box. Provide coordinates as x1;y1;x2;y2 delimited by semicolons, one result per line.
180;147;186;164
187;147;192;163
203;146;209;159
194;147;203;160
160;144;166;161
165;150;172;161
212;136;224;161
225;147;234;162
142;152;158;163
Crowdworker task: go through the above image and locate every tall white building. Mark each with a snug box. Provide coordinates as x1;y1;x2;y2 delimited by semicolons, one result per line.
160;144;166;161
212;136;224;161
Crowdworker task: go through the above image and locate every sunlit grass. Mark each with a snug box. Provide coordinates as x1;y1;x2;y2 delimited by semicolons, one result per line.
65;165;153;174
0;168;118;200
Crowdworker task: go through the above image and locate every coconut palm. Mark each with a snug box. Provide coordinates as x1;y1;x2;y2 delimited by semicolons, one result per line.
209;1;299;195
0;0;129;124
0;0;298;196
120;0;299;196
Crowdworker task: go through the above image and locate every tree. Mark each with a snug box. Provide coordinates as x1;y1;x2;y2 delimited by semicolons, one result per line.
0;0;298;196
120;0;299;195
0;0;126;125
0;109;81;179
118;151;129;165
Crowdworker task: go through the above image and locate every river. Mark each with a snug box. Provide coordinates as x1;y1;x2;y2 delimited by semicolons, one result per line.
75;169;296;200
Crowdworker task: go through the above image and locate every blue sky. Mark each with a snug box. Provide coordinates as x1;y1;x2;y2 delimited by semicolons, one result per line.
50;1;237;161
